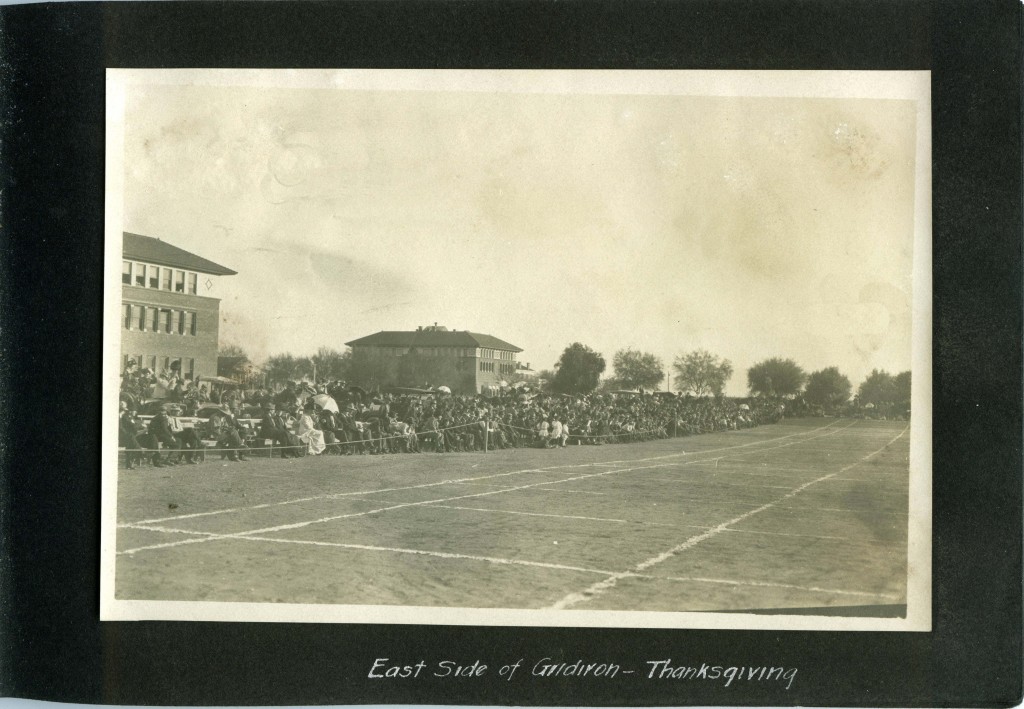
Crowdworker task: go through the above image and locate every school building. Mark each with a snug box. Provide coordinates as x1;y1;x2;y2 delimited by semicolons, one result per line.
345;324;525;394
119;232;236;378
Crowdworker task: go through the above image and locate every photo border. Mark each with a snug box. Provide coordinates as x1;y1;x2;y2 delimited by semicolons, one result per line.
1;1;1020;706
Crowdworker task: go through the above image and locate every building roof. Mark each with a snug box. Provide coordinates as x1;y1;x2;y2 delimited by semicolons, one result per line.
123;232;237;276
346;330;523;353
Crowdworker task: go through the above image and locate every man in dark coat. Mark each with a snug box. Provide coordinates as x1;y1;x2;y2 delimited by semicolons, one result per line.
260;404;300;458
118;401;143;469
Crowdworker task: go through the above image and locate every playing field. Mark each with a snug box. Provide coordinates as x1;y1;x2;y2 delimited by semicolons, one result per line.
114;418;910;614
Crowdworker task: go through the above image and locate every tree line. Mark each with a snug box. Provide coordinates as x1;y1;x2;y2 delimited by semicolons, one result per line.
219;342;910;411
543;343;910;411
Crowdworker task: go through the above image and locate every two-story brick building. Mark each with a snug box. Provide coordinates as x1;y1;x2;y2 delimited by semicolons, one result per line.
345;325;523;394
120;232;236;378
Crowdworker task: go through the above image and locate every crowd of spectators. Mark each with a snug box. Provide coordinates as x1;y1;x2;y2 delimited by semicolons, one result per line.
118;362;786;466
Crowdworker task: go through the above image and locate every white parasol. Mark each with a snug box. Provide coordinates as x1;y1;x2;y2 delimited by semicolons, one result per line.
311;394;339;413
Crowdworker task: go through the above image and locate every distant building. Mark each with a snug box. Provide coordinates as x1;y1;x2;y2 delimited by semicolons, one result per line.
120;232;236;379
345;324;523;394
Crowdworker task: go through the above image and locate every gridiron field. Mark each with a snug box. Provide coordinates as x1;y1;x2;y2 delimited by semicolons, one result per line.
115;418;910;614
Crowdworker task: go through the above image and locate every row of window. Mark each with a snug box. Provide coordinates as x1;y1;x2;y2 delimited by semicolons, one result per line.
124;354;195;378
480;362;516;374
368;346;514;360
123;261;201;295
122;303;198;336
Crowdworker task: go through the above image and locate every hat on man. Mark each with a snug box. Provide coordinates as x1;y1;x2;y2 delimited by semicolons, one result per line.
265;403;277;411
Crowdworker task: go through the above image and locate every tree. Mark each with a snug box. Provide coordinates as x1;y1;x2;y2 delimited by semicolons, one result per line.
803;367;852;411
311;347;349;382
551;343;606;394
264;353;300;385
612;349;665;391
857;369;895;406
536;369;557;391
747;358;806;398
672;349;733;397
892;370;911;406
345;348;397;390
263;353;312;385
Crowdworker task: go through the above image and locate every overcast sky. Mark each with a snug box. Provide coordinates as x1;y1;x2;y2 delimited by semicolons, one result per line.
118;72;923;396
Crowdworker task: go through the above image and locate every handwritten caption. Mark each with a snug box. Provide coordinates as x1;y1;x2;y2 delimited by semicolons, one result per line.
368;658;798;690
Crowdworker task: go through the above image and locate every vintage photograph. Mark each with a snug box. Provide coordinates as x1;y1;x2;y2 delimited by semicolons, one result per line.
101;69;931;630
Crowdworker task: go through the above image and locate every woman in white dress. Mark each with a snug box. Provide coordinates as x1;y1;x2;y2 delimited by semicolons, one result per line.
296;403;327;455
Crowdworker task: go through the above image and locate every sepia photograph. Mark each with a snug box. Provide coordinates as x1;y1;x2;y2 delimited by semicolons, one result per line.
100;69;931;630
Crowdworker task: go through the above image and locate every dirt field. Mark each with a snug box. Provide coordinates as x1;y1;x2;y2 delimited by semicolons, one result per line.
115;418;910;614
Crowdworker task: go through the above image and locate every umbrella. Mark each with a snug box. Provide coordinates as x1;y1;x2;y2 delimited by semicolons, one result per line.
436;386;452;394
311;394;339;413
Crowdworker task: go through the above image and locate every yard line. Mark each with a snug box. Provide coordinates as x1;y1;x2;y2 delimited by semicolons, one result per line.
119;524;898;603
426;504;656;525
125;421;843;526
424;505;896;546
118;422;854;555
548;425;909;610
638;474;797;490
532;487;609;495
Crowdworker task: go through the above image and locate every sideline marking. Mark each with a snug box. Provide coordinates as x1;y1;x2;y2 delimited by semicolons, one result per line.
548;425;909;610
117;423;854;555
117;526;899;603
124;421;841;526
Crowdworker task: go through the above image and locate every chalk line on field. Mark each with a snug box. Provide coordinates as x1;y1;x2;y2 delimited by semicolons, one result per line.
123;421;843;527
548;425;909;610
117;422;855;556
117;524;898;603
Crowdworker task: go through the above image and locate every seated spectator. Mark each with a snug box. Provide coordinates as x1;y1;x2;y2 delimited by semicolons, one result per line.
296;403;326;455
118;401;143;469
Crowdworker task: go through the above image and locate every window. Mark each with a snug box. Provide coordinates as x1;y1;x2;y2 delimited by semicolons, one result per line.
134;263;146;287
161;267;171;291
122;303;131;329
184;358;194;377
171;310;181;335
188;312;197;336
161;357;171;372
146;355;157;371
188;273;198;295
122;261;132;285
175;270;185;293
151;308;159;332
159;309;171;333
148;266;159;289
137;306;147;331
